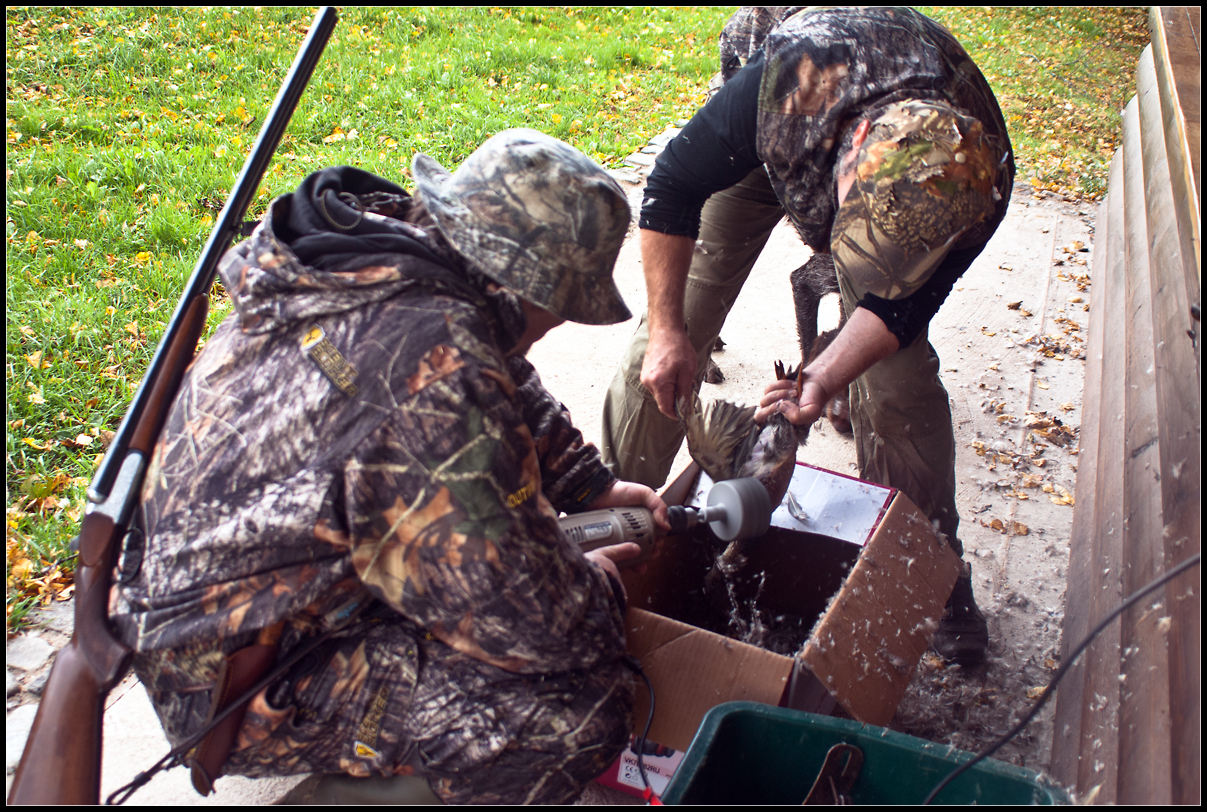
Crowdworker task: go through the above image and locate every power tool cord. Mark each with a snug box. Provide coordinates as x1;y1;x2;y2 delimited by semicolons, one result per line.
623;654;662;804
921;552;1200;804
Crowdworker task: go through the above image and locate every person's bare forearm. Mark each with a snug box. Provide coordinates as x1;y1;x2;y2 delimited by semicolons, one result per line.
641;229;694;335
804;306;900;400
638;230;699;416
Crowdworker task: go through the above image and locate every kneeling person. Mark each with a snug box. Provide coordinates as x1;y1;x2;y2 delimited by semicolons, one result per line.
111;130;663;804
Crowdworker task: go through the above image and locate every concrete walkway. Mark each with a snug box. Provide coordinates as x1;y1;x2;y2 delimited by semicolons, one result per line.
7;127;1096;803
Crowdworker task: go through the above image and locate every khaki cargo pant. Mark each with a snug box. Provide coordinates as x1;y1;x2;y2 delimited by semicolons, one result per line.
601;167;982;553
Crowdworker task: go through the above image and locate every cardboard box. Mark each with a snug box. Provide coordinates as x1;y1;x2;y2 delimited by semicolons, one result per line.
620;461;961;753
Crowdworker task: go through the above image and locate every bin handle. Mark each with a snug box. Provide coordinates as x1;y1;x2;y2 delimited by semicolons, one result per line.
803;743;863;805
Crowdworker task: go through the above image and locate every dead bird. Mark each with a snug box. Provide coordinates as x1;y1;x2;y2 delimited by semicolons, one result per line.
679;361;810;512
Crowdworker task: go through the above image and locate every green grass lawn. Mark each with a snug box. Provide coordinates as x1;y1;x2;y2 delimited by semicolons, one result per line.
5;7;1149;629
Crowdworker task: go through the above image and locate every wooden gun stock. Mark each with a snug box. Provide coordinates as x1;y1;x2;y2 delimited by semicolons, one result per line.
8;6;337;804
8;296;208;805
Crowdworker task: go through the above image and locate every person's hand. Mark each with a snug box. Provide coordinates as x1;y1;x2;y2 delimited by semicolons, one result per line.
754;377;827;427
640;326;697;419
584;542;644;598
588;480;670;531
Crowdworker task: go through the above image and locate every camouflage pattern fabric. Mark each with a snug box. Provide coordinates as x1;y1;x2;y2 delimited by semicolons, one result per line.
832;101;1002;299
716;6;804;86
412;128;633;326
111;174;633;802
753;7;1014;259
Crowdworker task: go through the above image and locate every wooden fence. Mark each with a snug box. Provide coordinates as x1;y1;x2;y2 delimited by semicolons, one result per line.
1050;7;1200;805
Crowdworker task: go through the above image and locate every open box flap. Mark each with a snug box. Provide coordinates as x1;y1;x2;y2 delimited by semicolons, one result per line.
625;608;793;752
800;491;961;726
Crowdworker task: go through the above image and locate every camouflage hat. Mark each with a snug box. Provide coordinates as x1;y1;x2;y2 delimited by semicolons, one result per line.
411;129;632;325
832;100;1003;300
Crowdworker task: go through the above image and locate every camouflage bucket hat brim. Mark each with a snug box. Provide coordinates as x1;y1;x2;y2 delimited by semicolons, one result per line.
832;100;1004;300
411;129;632;326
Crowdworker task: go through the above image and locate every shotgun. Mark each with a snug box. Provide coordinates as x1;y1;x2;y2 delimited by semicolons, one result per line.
7;7;339;804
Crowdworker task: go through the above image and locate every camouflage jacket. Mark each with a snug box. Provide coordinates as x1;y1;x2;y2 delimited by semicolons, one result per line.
110;176;627;690
753;7;1014;251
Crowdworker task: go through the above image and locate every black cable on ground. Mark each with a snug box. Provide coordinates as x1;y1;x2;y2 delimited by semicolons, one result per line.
922;552;1200;804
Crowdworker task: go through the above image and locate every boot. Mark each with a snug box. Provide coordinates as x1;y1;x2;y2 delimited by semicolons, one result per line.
932;562;988;668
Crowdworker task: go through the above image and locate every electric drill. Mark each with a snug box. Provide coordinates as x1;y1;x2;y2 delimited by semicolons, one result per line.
558;477;772;567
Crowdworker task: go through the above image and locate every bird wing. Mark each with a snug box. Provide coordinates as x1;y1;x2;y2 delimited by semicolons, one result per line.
680;391;758;483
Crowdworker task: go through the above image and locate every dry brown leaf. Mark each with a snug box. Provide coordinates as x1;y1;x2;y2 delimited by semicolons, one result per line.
1047;484;1075;506
1007;301;1023;310
1011;521;1030;535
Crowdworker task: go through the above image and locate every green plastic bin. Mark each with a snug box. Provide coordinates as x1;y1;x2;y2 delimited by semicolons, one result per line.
661;702;1069;805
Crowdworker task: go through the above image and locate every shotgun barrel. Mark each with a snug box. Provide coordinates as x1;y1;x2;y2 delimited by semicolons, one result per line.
8;7;338;804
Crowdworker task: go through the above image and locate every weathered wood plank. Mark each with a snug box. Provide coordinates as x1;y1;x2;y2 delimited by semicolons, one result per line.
1117;52;1173;803
1074;100;1134;799
1151;7;1200;273
1050;184;1114;788
1140;18;1203;805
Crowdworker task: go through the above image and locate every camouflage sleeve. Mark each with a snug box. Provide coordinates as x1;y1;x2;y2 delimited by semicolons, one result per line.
505;355;615;514
342;347;628;675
